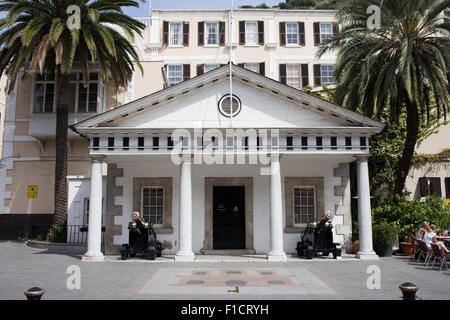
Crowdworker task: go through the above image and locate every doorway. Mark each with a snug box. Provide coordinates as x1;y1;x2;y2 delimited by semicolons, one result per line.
213;186;245;249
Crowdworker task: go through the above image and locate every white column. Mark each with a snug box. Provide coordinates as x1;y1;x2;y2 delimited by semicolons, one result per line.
268;155;287;261
175;158;195;261
82;157;104;261
356;155;378;260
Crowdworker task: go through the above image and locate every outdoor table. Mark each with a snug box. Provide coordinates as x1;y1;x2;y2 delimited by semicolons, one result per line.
436;236;450;243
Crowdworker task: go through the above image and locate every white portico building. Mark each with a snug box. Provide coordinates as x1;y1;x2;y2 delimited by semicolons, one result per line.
73;64;384;261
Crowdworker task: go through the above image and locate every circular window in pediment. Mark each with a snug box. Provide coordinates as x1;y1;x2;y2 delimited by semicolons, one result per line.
218;94;241;118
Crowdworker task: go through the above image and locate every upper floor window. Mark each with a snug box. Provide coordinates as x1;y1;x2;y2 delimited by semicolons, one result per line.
204;64;220;73
34;73;55;113
33;72;99;113
205;22;219;45
320;65;334;84
167;65;183;86
169;22;182;46
419;177;442;197
286;64;302;89
245;21;258;45
244;63;260;74
319;23;333;43
286;22;299;45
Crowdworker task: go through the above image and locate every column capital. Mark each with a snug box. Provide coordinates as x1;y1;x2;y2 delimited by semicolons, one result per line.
91;156;105;163
356;154;370;161
268;153;282;161
180;154;193;164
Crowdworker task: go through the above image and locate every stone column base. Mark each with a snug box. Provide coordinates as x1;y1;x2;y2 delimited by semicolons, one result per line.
356;251;379;260
175;252;195;262
267;251;287;262
82;252;105;262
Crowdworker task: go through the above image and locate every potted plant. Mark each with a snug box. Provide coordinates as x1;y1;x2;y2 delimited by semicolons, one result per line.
352;240;360;254
400;241;415;257
372;223;398;257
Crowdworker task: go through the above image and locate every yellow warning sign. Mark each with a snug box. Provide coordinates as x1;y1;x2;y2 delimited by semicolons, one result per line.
28;185;37;198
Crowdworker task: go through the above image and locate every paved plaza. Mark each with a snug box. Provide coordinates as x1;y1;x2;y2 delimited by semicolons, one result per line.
0;241;449;300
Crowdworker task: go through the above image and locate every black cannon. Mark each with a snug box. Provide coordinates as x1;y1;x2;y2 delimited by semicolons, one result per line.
296;211;342;259
120;211;163;260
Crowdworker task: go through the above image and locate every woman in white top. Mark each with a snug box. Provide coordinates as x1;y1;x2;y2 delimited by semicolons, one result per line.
423;225;449;253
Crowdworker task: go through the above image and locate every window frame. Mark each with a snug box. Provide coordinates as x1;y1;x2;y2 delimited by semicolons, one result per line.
286;64;302;89
320;64;335;85
243;63;260;73
319;22;333;43
167;64;183;86
285;22;299;45
245;21;258;45
32;71;101;114
205;21;219;46
293;186;317;227
141;186;165;227
168;21;183;46
204;64;220;73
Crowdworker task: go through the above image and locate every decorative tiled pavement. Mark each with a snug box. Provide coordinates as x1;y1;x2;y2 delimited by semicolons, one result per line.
135;267;338;295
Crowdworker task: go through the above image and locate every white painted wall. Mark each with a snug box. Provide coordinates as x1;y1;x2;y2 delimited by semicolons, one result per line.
111;155;348;255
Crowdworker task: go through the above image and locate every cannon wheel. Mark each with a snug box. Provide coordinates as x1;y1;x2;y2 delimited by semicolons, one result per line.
145;248;156;260
120;251;128;260
332;244;341;259
120;244;129;260
296;242;305;257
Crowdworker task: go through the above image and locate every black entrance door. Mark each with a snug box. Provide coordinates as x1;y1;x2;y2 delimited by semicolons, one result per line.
213;186;245;249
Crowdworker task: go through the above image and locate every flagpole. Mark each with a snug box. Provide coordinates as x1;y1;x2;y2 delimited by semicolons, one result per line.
229;0;233;127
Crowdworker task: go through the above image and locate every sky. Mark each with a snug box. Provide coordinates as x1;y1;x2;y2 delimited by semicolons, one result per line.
124;0;283;17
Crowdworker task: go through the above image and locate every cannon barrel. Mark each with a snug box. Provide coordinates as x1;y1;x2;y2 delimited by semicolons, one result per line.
313;211;333;228
131;211;148;229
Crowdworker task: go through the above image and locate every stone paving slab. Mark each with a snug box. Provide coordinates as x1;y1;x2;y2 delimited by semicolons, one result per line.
135;267;337;296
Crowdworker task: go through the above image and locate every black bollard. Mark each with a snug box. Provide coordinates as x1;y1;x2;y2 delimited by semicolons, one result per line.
24;287;45;300
399;282;419;300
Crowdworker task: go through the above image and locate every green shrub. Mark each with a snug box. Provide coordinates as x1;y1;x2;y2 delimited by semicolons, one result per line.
372;223;398;247
372;195;450;241
47;221;67;243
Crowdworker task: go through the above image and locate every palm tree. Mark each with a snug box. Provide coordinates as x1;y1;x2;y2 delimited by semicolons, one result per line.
318;0;450;195
0;0;145;224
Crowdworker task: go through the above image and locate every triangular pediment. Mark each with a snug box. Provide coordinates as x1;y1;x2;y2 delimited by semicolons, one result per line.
73;64;385;133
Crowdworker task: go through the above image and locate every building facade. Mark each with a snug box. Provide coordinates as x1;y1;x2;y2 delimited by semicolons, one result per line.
405;121;450;203
74;64;384;260
0;9;383;259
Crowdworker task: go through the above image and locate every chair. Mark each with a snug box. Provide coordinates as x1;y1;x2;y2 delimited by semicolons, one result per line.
409;234;420;260
416;239;433;267
430;243;450;271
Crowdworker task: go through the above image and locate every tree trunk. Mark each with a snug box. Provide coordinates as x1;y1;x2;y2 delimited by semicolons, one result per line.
394;98;419;196
53;70;71;225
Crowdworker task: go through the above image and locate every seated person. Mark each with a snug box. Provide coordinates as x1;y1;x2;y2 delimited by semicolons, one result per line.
415;221;429;239
430;225;450;252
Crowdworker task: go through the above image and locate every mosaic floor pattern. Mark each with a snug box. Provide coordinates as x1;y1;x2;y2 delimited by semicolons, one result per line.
135;267;338;296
